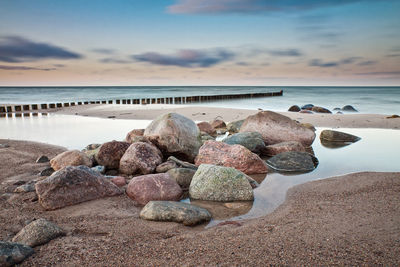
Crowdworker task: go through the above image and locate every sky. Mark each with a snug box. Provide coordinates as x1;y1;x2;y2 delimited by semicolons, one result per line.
0;0;399;86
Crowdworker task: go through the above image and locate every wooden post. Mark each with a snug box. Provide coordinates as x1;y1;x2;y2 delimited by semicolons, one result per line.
122;99;127;104
102;100;106;104
108;100;113;104
7;106;12;112
0;113;5;118
151;98;156;104
15;113;22;117
71;102;76;106
64;103;70;107
127;99;131;104
77;102;82;105
57;103;62;108
14;106;22;112
31;104;38;110
146;99;150;104
23;113;30;117
41;104;47;109
116;100;120;104
23;105;30;111
0;106;6;113
49;103;56;108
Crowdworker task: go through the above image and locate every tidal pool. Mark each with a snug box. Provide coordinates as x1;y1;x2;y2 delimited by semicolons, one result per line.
1;114;399;226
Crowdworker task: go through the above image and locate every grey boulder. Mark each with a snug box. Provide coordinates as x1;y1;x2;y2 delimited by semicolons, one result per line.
0;241;34;267
266;151;318;172
223;132;266;154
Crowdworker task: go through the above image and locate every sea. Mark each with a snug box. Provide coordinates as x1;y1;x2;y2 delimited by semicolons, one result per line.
1;86;400;114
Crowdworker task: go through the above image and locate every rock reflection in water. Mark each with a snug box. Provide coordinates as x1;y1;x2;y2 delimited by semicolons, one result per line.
190;200;253;220
321;139;352;149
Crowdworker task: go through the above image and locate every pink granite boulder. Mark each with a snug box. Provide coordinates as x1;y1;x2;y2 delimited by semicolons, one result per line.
125;129;145;143
197;122;216;136
210;119;226;129
194;141;268;175
240;111;316;146
264;141;306;156
50;150;92;171
111;176;126;187
119;142;163;175
95;141;130;169
126;173;182;205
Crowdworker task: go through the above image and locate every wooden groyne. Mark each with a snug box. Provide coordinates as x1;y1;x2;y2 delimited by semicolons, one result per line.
0;90;282;116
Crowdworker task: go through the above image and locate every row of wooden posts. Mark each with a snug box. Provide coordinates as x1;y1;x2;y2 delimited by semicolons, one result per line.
0;90;283;114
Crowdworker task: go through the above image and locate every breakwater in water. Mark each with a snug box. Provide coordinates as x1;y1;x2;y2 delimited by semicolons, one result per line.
0;90;282;116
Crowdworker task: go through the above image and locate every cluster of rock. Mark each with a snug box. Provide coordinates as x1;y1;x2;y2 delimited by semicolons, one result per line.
288;104;358;114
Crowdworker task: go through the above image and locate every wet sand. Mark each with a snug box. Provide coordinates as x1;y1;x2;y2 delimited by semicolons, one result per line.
1;139;399;266
57;104;400;129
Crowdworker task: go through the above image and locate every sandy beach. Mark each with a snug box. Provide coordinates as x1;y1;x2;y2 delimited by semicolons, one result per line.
1;138;399;266
56;104;400;129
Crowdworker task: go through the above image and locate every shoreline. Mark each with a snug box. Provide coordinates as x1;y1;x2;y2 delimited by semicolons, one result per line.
0;139;399;265
54;104;400;129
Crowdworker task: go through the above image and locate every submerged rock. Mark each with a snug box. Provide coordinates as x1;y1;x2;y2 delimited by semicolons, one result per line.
189;164;254;202
50;150;92;171
288;105;301;112
301;104;314;110
264;141;306;156
95;141;130;169
311;106;332;113
144;113;202;162
320;130;361;143
342;105;358;112
0;241;34;267
126;173;182;205
140;201;211;226
240;111;316;146
266;151;318;172
195;141;268;174
12;218;65;247
35;165;123;210
223;132;266;155
119;142;163;175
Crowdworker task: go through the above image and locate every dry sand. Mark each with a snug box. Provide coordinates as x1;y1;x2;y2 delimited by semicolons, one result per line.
57;104;400;129
1;139;399;266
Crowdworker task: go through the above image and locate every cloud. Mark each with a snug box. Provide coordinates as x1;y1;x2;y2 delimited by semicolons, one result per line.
91;48;115;55
309;57;365;68
167;0;374;14
99;58;132;64
132;49;234;67
0;36;82;63
0;65;56;71
355;71;400;76
268;49;303;57
357;60;377;66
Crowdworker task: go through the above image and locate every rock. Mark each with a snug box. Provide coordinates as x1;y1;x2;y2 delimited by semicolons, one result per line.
210;119;226;129
84;143;101;151
288;105;301;112
195;141;268;175
144;113;202;162
387;114;400;119
125;129;145;143
95;141;130;169
36;155;49;163
266;151;318;172
105;169;119;176
223;132;266;154
320;130;361;143
39;167;54;177
311;106;332;113
342;105;358;112
110;176;126;187
189;164;254;201
167;168;196;189
91;165;105;174
264;141;306;156
197;122;216;136
119;142;163;175
0;241;34;267
126;173;182;205
35;165;123;210
50;150;92;171
226;120;244;133
140;201;211;226
301;104;314;110
156;161;177;173
299;110;313;114
240;111;316;146
14;182;36;193
299;123;316;131
12;218;65;247
0;144;10;148
84;147;100;165
201;132;215;144
168;156;198;170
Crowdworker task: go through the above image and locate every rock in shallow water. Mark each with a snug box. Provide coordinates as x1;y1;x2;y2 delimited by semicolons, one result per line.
320;130;361;143
223;132;266;155
189;164;254;202
0;241;34;267
12;218;65;247
264;141;306;156
35;165;123;210
266;151;318;172
140;201;211;226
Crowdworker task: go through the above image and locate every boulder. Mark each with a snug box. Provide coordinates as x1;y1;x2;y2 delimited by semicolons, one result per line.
110;176;126;187
84;147;100;165
156;161;178;173
36;155;49;163
311;106;332;113
125;129;145;143
301;104;314;110
226;120;244;133
210;119;226;129
39;167;54;177
197;122;216;136
50;150;92;171
201;133;215;144
320;130;361;143
342;105;358;112
84;143;101;151
126;173;182;205
223;132;266;154
195;141;268;174
12;219;65;247
299;110;313;114
119;142;163;175
189;164;254;201
266;151;318;172
288;105;301;112
35;165;123;210
264;141;306;156
299;123;316;131
95;141;130;169
140;201;211;226
0;241;34;267
240;111;316;146
144;113;202;162
167;168;196;189
14;182;35;193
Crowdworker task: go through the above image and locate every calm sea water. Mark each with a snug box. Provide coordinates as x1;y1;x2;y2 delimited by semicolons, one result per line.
1;86;399;114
